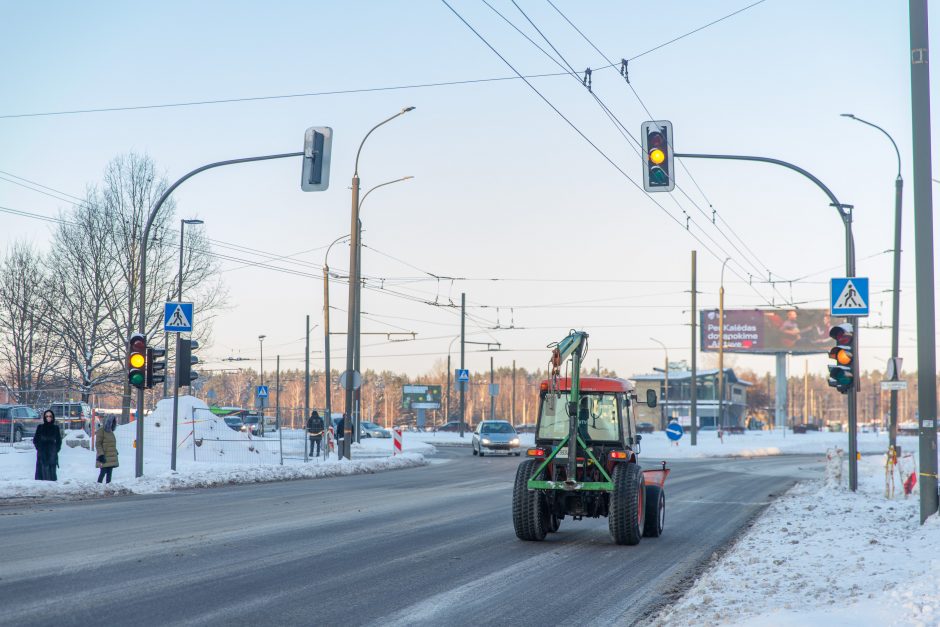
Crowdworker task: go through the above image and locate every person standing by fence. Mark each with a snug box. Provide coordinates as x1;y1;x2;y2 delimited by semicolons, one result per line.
306;410;324;458
33;410;61;481
95;416;119;483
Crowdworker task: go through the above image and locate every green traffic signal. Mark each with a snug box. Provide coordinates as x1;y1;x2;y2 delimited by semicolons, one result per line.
129;371;145;387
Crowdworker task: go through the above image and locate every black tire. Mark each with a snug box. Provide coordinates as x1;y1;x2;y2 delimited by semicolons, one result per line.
609;463;645;545
13;427;22;443
479;449;485;457
548;514;561;533
643;484;665;538
513;459;549;541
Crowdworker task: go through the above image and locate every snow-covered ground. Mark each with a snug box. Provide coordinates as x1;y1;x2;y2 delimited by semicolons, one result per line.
0;396;429;500
656;450;936;626
639;429;924;460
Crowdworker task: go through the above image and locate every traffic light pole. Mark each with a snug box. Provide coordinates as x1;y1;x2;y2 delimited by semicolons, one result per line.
135;151;303;478
675;152;858;490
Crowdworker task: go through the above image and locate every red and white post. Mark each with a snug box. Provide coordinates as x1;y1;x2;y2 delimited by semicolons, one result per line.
392;427;403;456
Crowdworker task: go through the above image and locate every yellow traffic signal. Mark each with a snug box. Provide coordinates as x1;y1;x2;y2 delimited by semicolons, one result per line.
649;148;665;165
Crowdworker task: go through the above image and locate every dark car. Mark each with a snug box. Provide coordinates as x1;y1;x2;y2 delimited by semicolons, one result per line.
49;402;94;432
636;422;656;434
0;405;43;442
223;416;243;432
437;421;471;432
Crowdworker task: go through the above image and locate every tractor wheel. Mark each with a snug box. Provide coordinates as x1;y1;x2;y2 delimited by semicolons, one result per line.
513;459;548;541
548;514;561;533
609;463;645;545
643;484;665;538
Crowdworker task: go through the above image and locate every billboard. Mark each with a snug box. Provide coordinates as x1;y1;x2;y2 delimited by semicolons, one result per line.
700;309;833;355
402;384;442;410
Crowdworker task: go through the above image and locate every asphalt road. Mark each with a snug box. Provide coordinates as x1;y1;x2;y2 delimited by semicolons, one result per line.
0;449;822;626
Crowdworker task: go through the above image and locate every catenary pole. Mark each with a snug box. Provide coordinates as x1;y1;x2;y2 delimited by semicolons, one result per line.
459;292;466;437
909;0;939;522
690;250;698;446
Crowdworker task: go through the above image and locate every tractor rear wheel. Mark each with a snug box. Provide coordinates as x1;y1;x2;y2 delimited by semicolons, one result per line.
513;459;549;541
609;463;645;545
642;484;665;538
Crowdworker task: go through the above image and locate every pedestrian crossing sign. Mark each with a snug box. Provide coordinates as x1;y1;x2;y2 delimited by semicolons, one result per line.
164;302;194;332
830;277;869;317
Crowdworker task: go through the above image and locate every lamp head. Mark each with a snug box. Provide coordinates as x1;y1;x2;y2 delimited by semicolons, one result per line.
182;218;204;225
840;113;856;119
402;106;416;113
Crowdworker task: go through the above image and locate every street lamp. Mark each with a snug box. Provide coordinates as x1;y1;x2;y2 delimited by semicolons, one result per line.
718;257;731;431
258;334;266;390
841;113;903;448
353;175;414;444
650;337;669;430
343;106;415;460
322;234;350;445
170;218;204;471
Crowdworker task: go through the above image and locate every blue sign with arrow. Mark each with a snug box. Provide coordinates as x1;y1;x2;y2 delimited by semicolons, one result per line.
666;422;683;442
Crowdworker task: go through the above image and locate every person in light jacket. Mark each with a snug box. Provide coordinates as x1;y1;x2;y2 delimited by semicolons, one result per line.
33;410;62;481
95;416;119;483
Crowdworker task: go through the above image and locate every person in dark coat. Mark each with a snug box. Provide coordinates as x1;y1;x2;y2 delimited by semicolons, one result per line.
33;410;62;481
335;414;346;457
306;411;324;457
95;416;119;483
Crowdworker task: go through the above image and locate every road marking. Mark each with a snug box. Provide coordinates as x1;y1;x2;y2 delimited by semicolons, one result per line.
672;499;771;506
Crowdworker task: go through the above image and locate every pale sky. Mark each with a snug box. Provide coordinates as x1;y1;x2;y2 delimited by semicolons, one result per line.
0;0;933;382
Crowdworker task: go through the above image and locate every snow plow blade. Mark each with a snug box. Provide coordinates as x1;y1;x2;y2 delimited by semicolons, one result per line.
643;462;670;488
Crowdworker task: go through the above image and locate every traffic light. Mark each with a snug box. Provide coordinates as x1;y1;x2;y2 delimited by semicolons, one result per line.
641;120;675;192
827;323;854;394
301;126;333;192
178;339;199;386
127;333;147;389
146;346;166;389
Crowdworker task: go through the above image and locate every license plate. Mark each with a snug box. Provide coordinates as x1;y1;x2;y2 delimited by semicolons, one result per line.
555;446;568;459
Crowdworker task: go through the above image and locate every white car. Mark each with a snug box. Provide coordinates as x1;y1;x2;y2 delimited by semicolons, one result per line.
472;420;521;456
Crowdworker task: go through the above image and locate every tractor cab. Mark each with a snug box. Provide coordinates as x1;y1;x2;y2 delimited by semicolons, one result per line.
535;377;650;460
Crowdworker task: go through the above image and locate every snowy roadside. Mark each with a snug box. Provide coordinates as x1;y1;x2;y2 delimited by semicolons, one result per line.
655;452;937;626
0;396;431;502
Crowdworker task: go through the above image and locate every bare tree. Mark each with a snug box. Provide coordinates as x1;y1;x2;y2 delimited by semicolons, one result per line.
46;192;120;401
97;153;224;419
0;242;62;404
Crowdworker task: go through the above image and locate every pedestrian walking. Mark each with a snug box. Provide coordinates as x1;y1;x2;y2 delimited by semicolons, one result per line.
33;410;62;481
95;416;119;483
336;413;346;456
306;410;325;457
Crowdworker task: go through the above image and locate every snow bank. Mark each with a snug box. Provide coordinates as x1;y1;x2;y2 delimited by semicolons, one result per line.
639;429;926;460
655;452;937;626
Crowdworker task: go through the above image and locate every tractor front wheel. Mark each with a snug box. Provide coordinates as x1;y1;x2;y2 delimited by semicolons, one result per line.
609;463;645;545
512;459;549;541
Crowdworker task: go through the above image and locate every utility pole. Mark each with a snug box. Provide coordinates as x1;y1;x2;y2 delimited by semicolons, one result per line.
304;315;310;433
459;292;466;437
910;0;938;523
718;258;730;430
512;359;516;425
490;356;495;420
323;265;332;442
804;360;809;425
597;358;601;376
690;250;698;446
277;355;283;465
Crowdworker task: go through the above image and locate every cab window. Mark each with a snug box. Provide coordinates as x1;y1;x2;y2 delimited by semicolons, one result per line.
537;392;620;442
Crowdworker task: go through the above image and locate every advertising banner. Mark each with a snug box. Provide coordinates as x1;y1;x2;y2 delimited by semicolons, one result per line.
402;384;442;410
700;309;833;355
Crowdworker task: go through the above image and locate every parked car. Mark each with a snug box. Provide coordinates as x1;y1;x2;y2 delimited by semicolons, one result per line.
472;420;521;456
514;423;537;434
359;421;391;438
437;421;470;432
241;414;265;437
223;416;244;432
49;401;94;432
636;422;656;434
0;405;43;442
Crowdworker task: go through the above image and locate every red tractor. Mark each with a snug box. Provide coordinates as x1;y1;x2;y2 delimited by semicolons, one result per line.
513;330;669;545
